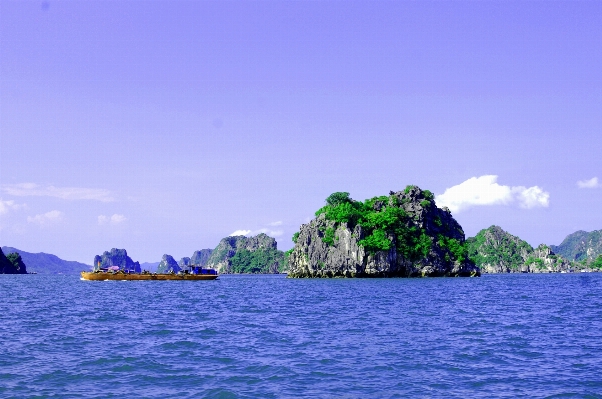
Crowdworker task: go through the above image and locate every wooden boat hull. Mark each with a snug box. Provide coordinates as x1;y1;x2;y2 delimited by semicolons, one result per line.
81;271;218;281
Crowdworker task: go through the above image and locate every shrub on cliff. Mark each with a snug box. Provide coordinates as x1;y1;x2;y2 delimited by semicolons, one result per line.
286;185;478;278
314;187;467;263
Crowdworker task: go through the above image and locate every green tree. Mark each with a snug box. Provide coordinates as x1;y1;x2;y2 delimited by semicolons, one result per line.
325;192;351;206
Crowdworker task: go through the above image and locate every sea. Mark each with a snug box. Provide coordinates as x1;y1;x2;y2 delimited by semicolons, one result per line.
1;273;602;398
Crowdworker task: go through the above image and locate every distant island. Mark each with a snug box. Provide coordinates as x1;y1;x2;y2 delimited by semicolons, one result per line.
154;234;286;274
287;187;480;278
90;234;287;275
467;226;602;273
93;248;141;272
1;246;90;274
3;193;602;276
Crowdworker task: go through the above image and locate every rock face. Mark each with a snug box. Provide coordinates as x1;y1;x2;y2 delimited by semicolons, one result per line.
157;254;180;273
466;226;574;273
206;234;285;274
551;230;602;262
178;257;191;267
93;248;141;272
287;187;480;278
0;248;27;274
190;249;213;266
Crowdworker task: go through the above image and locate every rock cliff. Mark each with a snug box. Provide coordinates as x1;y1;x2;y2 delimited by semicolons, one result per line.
157;254;180;273
93;248;141;272
287;187;480;278
466;226;574;273
206;233;285;273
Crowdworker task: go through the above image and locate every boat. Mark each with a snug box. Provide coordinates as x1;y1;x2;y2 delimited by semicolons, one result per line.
81;264;219;281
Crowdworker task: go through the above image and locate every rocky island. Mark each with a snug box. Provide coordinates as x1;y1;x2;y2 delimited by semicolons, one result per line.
0;248;28;274
466;226;573;273
206;233;286;274
551;229;602;264
93;248;141;272
287;187;480;278
467;226;602;273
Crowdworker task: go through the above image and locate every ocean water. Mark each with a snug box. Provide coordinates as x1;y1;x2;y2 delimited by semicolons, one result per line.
1;274;602;398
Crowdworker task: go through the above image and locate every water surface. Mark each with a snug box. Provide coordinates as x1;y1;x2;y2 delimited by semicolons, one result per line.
1;274;602;398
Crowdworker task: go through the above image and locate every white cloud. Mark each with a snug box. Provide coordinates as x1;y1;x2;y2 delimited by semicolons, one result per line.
98;214;127;225
3;183;114;202
27;210;64;225
577;177;600;189
0;198;26;216
230;229;252;236
435;175;549;213
229;228;283;237
513;185;549;209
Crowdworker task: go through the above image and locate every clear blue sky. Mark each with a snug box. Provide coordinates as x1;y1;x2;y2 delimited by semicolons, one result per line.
1;1;601;264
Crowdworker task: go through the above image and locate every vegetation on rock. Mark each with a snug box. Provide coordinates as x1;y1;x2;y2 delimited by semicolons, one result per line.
206;233;287;274
0;248;28;274
314;188;466;263
230;248;286;273
288;186;479;278
6;253;27;274
551;230;602;262
466;226;575;273
466;226;533;271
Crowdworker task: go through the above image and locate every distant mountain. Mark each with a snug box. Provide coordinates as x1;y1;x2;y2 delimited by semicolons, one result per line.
1;246;91;274
466;226;574;273
140;262;160;272
551;230;602;262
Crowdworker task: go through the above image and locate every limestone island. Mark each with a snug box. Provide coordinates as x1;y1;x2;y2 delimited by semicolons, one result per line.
287;186;480;278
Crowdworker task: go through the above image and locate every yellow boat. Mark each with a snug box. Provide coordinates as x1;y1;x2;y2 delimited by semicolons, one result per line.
81;264;219;281
81;271;219;281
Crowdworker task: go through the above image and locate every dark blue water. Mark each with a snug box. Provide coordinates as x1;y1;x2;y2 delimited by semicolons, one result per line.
1;274;602;398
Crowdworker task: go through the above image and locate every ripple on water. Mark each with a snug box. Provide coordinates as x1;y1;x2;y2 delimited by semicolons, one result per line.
1;274;602;398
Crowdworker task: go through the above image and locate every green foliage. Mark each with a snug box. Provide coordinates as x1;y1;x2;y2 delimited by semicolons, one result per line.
466;226;533;270
322;227;336;246
358;229;391;253
423;190;434;201
325;192;351;206
292;232;300;244
404;185;416;194
591;256;601;268
5;252;26;273
438;235;467;263
526;257;545;269
315;200;364;225
394;228;432;260
315;190;467;262
6;252;21;266
420;200;430;208
230;248;285;274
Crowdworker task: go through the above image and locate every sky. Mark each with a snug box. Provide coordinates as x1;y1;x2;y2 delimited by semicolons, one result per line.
1;0;601;265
